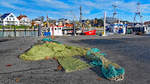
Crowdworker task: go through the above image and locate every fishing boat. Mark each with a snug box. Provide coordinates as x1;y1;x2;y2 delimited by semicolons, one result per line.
84;30;96;35
106;23;127;35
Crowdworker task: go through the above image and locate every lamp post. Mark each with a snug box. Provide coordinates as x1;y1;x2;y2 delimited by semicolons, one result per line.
103;11;107;36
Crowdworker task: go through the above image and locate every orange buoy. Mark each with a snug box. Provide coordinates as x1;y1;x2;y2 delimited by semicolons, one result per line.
53;57;57;60
57;65;63;71
45;56;50;60
15;78;20;82
97;77;102;80
45;41;49;44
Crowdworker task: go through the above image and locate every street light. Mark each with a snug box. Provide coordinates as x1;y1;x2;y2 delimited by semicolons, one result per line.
103;11;107;36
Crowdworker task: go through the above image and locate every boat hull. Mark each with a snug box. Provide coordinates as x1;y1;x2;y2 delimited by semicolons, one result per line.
84;30;96;35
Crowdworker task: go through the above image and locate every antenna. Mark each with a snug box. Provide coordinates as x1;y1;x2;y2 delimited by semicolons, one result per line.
134;2;143;23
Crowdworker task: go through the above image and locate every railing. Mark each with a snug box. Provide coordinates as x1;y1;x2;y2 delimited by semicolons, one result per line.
0;28;40;37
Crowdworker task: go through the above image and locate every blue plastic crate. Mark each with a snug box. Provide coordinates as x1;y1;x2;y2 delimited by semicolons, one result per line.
44;32;51;37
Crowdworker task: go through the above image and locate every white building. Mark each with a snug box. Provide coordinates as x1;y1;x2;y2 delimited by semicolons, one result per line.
53;26;63;36
0;13;19;26
42;26;63;36
17;15;31;26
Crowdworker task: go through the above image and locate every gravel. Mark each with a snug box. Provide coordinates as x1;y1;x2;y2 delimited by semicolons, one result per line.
0;35;150;84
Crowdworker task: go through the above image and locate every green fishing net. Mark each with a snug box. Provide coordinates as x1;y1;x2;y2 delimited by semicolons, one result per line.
20;39;125;81
86;48;125;81
20;42;87;61
57;57;91;72
41;38;53;42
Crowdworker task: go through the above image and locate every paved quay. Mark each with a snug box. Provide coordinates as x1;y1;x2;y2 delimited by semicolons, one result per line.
0;35;150;84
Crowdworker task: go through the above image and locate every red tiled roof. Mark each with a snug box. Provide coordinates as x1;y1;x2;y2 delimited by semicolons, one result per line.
144;21;150;25
17;15;27;20
65;23;74;27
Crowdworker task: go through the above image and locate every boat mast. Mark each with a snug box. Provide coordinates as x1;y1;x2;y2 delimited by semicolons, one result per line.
70;10;76;36
112;1;119;23
134;2;143;24
112;4;117;19
79;6;84;32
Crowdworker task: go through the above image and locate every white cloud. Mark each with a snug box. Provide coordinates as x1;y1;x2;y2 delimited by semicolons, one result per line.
1;0;150;21
0;1;62;18
32;0;71;9
0;2;17;9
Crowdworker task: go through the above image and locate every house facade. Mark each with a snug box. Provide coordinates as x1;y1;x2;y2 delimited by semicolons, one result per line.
0;13;19;26
17;15;31;26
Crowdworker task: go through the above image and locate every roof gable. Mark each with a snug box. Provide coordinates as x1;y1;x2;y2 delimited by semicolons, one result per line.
0;13;11;20
17;15;27;20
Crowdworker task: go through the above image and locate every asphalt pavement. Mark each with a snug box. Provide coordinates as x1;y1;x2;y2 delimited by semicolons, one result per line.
0;35;150;84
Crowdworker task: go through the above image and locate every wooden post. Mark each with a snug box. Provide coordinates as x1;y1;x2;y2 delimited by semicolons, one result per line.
34;25;36;36
38;24;41;37
73;21;76;36
24;27;27;36
2;26;5;37
14;25;16;37
51;24;54;39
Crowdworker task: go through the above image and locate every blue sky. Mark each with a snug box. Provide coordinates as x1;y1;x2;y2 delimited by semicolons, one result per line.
0;0;150;22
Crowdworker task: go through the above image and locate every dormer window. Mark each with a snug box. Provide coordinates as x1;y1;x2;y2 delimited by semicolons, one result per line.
9;15;14;17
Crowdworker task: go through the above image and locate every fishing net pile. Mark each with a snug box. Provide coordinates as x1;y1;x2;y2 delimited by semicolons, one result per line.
20;42;88;61
58;57;90;72
20;40;90;72
86;48;125;81
20;38;125;81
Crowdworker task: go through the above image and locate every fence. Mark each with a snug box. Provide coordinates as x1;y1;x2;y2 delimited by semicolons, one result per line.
0;27;41;37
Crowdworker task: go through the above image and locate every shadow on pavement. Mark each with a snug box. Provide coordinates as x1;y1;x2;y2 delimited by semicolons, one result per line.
75;56;106;79
69;39;124;45
0;39;14;42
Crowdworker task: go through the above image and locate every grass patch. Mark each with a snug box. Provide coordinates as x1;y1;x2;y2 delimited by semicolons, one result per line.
0;25;30;29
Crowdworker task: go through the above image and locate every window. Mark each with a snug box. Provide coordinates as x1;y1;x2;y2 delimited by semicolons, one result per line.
9;15;14;17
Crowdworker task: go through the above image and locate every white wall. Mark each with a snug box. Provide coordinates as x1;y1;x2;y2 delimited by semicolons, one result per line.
53;27;63;36
2;13;19;26
19;17;31;26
